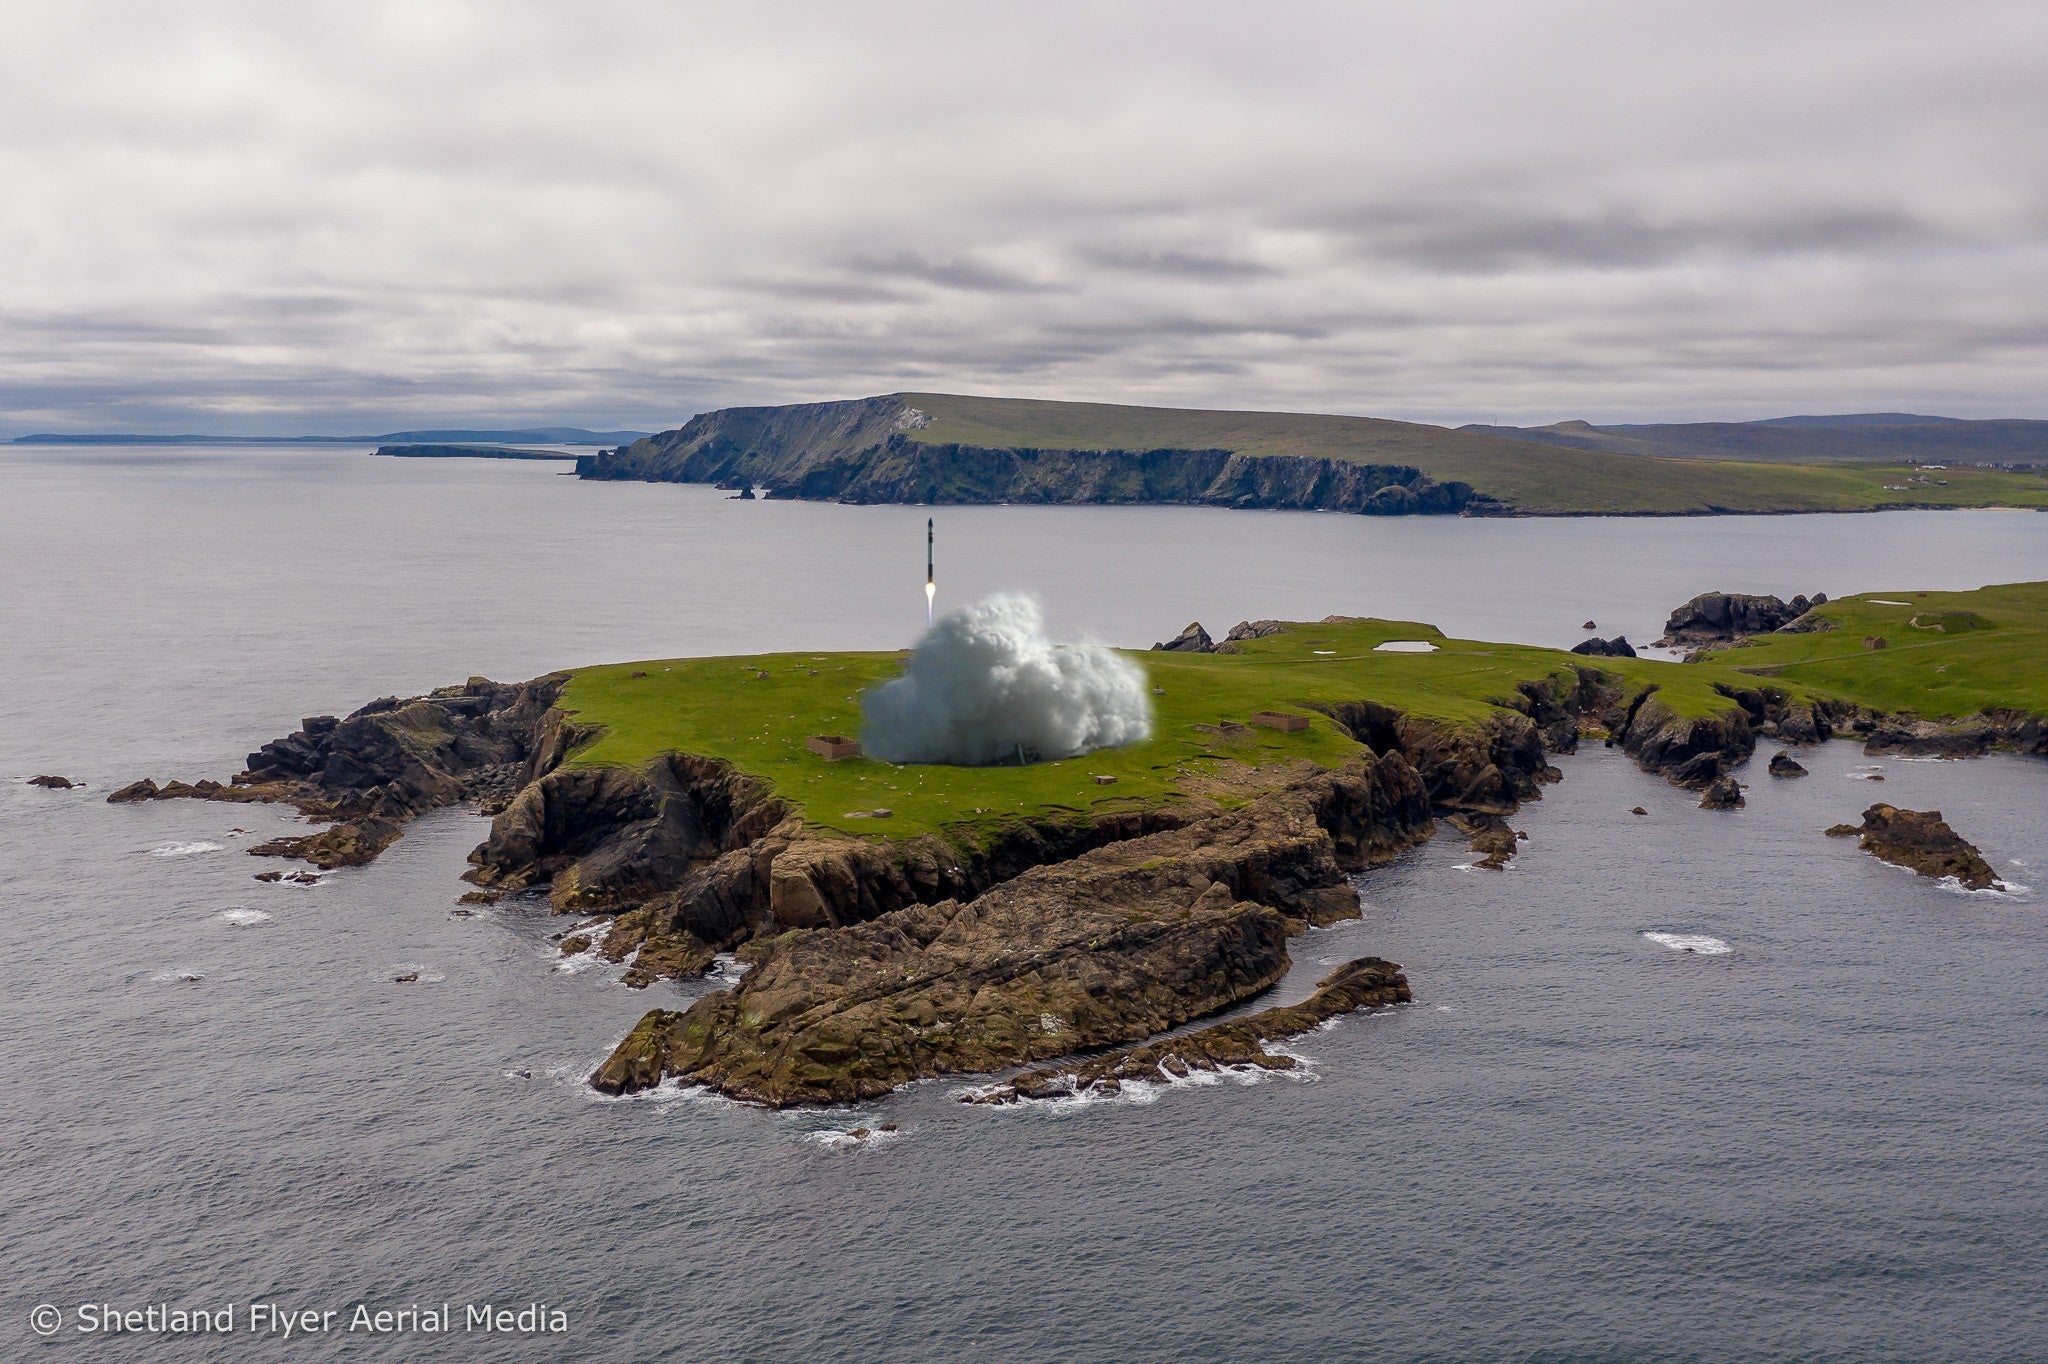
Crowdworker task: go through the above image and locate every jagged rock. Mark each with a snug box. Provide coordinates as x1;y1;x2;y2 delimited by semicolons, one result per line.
590;754;1434;1105
249;817;402;870
1609;692;1751;788
1582;620;1597;630
967;956;1411;1104
1213;620;1287;652
1825;804;2003;890
1570;636;1636;658
1768;751;1809;778
1657;591;1822;647
108;674;568;867
1699;776;1744;809
1630;806;1648;816
1449;812;1520;869
1152;621;1215;653
27;775;77;789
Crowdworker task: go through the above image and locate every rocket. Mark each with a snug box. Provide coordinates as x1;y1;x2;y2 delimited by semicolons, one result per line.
924;517;935;626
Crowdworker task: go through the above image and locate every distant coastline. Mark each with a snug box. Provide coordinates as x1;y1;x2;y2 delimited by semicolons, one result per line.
13;426;649;447
374;444;580;462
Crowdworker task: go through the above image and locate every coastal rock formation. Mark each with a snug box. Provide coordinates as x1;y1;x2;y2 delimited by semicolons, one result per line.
1570;636;1636;658
1699;776;1744;809
1448;812;1521;869
1860;710;2048;759
1657;591;1825;649
28;774;77;789
106;676;566;867
1826;804;2005;890
965;956;1411;1104
577;397;1493;518
1153;621;1215;653
590;754;1434;1105
1769;751;1810;777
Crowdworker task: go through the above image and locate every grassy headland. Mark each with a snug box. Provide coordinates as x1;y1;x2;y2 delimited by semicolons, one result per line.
898;393;2048;516
555;586;2038;843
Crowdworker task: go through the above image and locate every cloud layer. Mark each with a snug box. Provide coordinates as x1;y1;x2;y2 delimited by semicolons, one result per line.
862;596;1151;766
4;2;2047;433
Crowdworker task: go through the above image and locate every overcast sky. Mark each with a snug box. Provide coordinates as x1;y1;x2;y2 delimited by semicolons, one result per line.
4;1;2045;435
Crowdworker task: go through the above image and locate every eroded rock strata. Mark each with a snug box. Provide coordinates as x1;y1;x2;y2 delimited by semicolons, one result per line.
966;956;1411;1104
589;756;1432;1105
1826;804;2006;891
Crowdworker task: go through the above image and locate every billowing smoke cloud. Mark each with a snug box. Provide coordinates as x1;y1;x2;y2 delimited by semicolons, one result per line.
862;596;1152;766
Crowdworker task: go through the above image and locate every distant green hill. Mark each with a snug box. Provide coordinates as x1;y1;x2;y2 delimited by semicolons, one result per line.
1458;413;2048;465
579;392;2048;516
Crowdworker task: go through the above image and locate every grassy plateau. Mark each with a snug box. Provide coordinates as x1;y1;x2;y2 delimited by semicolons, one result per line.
551;583;2046;844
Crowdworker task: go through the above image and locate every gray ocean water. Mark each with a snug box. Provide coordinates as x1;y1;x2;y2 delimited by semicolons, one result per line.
4;444;2047;1361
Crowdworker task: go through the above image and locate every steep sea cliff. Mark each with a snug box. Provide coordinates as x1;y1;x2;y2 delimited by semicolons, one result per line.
577;396;1491;516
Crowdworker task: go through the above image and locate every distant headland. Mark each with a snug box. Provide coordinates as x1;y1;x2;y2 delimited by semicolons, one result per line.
576;393;2048;518
13;427;650;447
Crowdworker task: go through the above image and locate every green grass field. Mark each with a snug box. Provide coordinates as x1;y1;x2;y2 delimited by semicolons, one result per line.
559;595;2039;842
1699;581;2048;719
895;393;2048;515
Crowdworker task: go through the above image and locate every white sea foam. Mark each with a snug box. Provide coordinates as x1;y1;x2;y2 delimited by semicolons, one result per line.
550;921;614;974
1938;875;2028;898
215;907;272;927
1642;931;1731;955
148;969;205;983
151;840;224;857
707;952;751;987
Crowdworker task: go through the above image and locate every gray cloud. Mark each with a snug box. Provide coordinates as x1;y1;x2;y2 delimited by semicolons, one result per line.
2;1;2046;435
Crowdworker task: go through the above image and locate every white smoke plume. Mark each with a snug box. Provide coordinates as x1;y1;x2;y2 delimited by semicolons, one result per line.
862;595;1153;766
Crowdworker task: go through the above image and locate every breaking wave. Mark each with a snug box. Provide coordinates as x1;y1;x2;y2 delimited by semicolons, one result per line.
1642;931;1731;955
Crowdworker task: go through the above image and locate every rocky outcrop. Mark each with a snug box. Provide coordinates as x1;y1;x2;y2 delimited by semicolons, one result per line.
1153;621;1215;653
1699;776;1744;809
1860;710;2048;760
590;754;1435;1105
1570;636;1636;658
107;676;566;868
577;397;1494;518
965;956;1411;1104
1657;591;1825;649
1826;804;2005;890
1313;699;1562;812
1448;812;1522;868
1769;751;1810;778
27;775;77;789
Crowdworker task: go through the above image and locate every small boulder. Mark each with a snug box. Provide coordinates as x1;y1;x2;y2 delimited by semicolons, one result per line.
1629;806;1649;816
1699;776;1744;809
1570;636;1636;658
27;774;77;789
107;778;162;803
1582;620;1597;630
1768;751;1809;778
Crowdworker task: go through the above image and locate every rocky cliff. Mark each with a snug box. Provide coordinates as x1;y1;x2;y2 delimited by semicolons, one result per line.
578;396;1492;516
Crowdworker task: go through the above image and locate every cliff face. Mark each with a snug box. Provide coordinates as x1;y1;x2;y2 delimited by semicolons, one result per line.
578;397;1488;516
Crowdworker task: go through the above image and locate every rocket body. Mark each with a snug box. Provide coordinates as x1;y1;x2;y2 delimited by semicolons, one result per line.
925;517;935;626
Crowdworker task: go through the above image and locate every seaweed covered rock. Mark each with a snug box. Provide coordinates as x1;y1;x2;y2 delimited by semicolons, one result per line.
1826;804;2005;891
